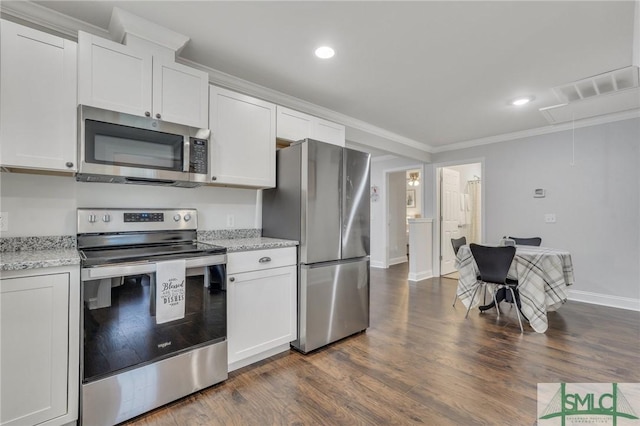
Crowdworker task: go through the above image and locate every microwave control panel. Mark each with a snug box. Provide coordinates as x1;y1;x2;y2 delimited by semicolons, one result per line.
190;138;208;174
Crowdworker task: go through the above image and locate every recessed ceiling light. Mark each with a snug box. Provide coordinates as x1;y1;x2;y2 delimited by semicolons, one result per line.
315;46;335;59
510;96;535;106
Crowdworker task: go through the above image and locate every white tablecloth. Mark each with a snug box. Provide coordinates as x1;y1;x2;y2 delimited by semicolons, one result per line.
455;245;574;333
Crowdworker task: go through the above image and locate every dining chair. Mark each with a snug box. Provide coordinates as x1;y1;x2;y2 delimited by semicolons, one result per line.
467;243;524;332
508;236;542;246
451;236;467;307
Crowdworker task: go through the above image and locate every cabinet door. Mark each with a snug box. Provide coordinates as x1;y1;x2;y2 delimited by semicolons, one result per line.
313;117;346;147
227;265;296;365
152;58;209;128
276;106;313;142
0;19;77;172
78;31;152;117
209;86;276;188
0;273;69;426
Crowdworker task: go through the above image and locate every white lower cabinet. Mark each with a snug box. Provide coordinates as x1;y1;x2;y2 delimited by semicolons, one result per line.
0;266;79;426
227;247;297;371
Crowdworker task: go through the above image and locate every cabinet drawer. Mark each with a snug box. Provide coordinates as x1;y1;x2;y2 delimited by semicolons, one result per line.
227;247;296;274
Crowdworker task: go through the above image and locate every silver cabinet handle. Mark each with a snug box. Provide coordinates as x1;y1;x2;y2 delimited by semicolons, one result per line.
65;161;74;168
229;277;235;282
145;111;151;117
212;176;217;181
155;113;161;119
258;257;272;263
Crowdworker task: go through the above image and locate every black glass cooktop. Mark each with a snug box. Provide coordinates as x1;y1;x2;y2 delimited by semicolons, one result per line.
81;242;226;267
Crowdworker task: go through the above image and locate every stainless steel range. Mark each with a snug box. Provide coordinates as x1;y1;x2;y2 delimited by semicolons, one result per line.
77;208;227;426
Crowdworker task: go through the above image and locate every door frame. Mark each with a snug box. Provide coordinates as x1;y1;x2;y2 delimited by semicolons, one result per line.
432;158;485;277
380;163;425;269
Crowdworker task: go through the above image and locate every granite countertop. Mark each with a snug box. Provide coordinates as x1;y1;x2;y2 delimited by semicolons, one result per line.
199;237;298;253
1;248;81;272
0;234;297;272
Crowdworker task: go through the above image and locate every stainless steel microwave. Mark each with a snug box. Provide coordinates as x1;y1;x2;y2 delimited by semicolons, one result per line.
77;105;210;187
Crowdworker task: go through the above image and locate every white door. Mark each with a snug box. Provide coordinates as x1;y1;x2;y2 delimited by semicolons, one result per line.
440;168;461;275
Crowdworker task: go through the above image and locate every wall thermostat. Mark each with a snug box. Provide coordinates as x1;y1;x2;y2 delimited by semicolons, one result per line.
534;188;546;198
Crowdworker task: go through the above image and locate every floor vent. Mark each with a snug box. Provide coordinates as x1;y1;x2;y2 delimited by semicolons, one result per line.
539;66;640;124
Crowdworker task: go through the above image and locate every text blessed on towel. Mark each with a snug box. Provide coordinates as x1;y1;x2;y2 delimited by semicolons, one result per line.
155;259;187;324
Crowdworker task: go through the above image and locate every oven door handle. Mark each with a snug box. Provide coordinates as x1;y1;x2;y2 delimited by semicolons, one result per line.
81;255;227;280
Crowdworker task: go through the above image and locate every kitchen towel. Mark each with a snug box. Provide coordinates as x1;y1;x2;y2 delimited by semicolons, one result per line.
155;259;186;325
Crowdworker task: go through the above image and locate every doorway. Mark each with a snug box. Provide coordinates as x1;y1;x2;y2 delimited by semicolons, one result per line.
382;164;424;268
436;162;483;278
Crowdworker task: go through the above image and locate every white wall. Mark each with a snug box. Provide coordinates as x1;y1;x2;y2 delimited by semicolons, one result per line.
433;117;640;307
0;173;260;237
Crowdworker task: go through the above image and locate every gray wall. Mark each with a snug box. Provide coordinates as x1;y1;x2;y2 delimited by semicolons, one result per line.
433;117;640;304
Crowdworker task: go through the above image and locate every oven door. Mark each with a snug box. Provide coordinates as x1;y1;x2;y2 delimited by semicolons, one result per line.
81;255;226;384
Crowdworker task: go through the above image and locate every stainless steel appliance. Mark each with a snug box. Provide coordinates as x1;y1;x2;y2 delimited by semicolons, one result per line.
262;139;371;353
78;105;210;187
78;208;227;425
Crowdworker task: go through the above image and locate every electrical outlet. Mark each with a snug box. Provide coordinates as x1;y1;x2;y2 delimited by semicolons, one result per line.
226;214;235;228
544;213;556;223
0;212;8;232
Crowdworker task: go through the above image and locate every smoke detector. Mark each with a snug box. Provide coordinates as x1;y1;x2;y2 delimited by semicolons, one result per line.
539;66;640;124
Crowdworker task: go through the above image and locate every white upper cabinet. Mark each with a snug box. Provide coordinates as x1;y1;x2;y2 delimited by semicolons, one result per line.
78;32;208;128
78;31;152;117
0;19;77;172
153;59;209;128
209;85;276;188
276;106;345;147
313;116;346;147
276;106;314;142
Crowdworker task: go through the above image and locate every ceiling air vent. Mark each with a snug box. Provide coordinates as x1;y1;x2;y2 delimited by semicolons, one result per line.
539;66;640;124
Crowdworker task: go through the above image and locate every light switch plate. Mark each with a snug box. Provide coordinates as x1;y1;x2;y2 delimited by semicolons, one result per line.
544;213;556;223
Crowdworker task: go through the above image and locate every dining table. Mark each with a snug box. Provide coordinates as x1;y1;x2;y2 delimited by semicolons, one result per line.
454;244;575;333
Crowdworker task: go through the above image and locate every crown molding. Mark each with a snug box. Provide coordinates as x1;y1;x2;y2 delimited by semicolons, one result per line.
0;1;109;39
1;1;432;156
432;108;640;154
5;1;635;160
177;56;431;153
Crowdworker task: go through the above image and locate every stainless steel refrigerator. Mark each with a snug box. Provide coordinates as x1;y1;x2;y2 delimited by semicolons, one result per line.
262;139;370;353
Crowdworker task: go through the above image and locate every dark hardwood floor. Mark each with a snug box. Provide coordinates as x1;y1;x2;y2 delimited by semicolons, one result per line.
123;263;640;425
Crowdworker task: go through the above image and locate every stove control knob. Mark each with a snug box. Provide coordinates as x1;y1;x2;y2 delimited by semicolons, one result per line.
88;214;97;223
184;214;191;222
173;214;181;222
102;214;111;223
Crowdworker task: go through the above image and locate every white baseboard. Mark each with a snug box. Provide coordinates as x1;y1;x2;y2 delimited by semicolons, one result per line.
228;343;291;372
568;289;640;311
388;256;408;266
408;270;433;282
370;260;386;269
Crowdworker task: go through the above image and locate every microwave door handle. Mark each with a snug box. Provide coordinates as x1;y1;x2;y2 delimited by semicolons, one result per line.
183;137;190;173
